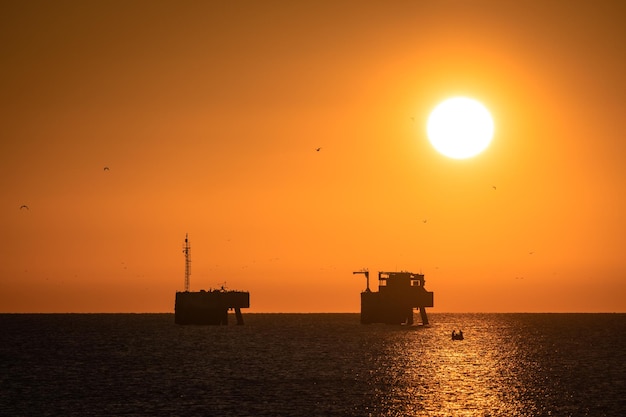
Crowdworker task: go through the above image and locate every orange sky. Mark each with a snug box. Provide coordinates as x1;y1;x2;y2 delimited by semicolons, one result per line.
2;1;625;313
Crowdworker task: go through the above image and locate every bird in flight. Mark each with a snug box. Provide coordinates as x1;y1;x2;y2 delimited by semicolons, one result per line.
492;185;497;190
20;205;29;210
103;166;110;171
315;147;321;152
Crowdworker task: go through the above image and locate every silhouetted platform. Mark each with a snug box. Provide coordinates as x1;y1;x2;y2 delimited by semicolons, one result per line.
355;271;434;325
175;289;250;325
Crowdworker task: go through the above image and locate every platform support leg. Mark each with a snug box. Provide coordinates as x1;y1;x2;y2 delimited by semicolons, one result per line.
235;307;244;325
419;307;429;325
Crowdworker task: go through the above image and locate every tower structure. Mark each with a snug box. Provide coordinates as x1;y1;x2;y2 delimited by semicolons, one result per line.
183;233;191;292
175;233;250;325
354;270;434;325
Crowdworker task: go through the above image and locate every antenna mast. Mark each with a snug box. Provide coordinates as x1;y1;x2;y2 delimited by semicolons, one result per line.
183;233;191;292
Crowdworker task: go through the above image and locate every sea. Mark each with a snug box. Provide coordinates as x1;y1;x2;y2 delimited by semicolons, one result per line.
1;313;625;416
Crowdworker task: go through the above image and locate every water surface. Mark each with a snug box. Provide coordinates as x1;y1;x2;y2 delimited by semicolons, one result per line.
1;313;624;416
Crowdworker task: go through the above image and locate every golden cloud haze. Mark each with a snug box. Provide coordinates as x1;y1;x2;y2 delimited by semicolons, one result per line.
1;1;625;312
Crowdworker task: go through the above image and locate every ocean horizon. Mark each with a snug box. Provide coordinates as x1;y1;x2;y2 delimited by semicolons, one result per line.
2;313;625;416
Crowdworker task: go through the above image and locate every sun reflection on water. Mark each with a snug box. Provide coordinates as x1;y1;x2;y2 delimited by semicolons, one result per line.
2;314;624;415
367;314;532;416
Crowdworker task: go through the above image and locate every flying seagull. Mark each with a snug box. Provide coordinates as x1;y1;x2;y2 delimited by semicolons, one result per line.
103;166;110;171
20;205;29;210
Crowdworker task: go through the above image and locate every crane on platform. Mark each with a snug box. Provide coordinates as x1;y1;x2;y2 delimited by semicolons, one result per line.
353;269;370;292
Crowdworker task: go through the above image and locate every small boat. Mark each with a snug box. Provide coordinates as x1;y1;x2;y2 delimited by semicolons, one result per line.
452;330;464;340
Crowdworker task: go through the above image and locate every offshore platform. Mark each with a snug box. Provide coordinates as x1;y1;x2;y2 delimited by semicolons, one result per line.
353;269;434;325
174;234;250;325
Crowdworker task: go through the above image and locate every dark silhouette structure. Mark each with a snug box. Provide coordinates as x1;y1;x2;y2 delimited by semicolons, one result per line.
354;270;434;325
174;234;250;325
175;288;250;325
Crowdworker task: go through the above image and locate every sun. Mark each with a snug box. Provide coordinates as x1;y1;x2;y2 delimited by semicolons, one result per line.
426;97;494;159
